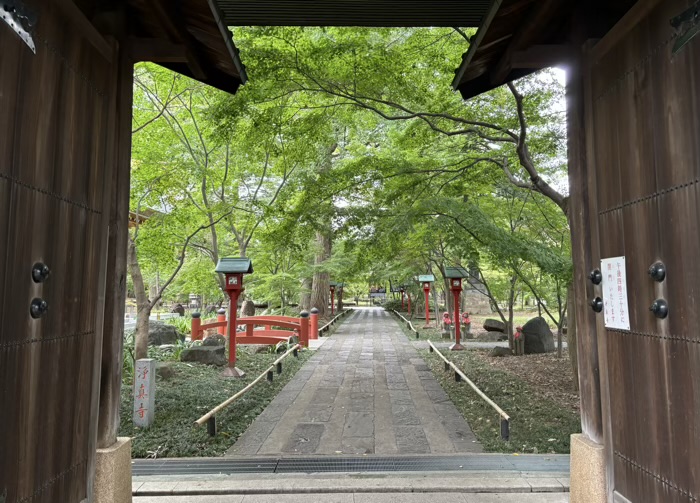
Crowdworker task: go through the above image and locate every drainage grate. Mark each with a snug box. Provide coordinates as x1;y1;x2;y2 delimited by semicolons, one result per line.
132;458;279;476
132;454;569;476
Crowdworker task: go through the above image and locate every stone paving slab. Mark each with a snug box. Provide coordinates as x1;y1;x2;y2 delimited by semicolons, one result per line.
227;309;481;456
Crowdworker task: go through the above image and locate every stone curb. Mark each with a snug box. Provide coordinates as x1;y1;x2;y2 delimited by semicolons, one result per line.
133;474;570;496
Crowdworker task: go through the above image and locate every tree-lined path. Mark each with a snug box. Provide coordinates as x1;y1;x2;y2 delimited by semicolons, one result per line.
228;308;481;456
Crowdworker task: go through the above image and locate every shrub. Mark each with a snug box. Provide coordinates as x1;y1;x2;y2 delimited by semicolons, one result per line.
382;299;403;311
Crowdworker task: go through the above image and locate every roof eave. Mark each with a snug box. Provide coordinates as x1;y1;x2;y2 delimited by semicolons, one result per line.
451;0;503;91
206;0;248;84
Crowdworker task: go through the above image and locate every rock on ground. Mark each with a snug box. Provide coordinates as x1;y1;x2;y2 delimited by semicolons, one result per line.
180;345;227;366
522;316;555;354
202;334;226;346
478;332;508;342
148;322;185;346
156;362;177;380
483;318;506;333
490;347;512;357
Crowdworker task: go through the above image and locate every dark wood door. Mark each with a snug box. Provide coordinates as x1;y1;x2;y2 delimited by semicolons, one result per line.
586;1;700;501
0;1;113;501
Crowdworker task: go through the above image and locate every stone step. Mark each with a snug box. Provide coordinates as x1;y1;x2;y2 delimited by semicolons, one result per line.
134;492;570;503
133;471;570;497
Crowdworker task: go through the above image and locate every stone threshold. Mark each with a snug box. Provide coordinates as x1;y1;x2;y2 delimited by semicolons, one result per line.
133;471;570;496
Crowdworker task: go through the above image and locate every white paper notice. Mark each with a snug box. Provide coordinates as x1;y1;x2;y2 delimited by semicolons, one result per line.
601;256;630;331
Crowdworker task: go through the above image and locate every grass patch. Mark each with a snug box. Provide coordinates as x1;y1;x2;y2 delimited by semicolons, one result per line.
119;349;310;458
422;348;580;454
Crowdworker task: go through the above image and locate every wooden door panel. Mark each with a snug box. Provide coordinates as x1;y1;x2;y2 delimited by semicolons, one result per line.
588;0;700;500
0;0;112;501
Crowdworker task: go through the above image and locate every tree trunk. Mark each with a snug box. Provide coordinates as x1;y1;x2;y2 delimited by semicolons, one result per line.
567;283;579;391
299;276;312;311
310;230;332;317
507;274;517;350
127;238;151;361
337;288;343;312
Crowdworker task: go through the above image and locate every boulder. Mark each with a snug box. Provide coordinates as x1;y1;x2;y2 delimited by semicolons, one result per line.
241;300;256;317
180;345;227;366
156;362;177;380
148;322;185;346
483;319;506;333
477;332;506;342
171;303;185;316
203;334;226;347
522;317;555;354
490;347;512;357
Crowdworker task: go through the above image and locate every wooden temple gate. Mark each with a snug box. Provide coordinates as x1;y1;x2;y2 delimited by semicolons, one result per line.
2;0;700;502
0;2;116;500
0;0;245;501
581;1;700;500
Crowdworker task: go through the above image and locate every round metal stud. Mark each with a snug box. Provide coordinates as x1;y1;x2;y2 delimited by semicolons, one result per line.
650;299;669;319
30;298;48;319
31;262;50;283
590;297;604;313
648;262;666;282
589;269;602;285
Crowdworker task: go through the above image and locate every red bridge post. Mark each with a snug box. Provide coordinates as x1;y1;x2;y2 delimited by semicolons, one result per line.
191;312;202;341
217;308;226;336
299;311;310;347
310;307;319;340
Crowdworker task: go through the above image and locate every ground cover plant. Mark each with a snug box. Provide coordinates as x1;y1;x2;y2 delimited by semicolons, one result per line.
422;348;580;454
119;350;310;458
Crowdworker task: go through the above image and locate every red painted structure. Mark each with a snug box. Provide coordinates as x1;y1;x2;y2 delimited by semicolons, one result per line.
217;309;226;335
191;313;315;347
449;277;465;351
310;308;319;340
423;281;432;327
216;258;254;377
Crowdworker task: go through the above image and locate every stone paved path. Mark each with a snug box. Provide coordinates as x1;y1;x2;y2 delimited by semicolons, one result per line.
227;308;481;456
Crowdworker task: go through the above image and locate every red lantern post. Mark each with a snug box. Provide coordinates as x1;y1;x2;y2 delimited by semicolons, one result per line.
445;267;467;351
450;278;464;350
423;282;431;327
215;258;253;377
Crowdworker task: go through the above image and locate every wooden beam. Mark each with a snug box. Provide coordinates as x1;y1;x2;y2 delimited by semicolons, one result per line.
511;44;574;68
490;0;560;85
451;0;503;89
205;0;248;82
590;0;666;61
54;0;112;62
97;41;133;450
129;37;187;63
132;0;207;80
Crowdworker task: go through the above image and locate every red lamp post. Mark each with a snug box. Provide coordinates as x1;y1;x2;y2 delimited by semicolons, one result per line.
417;275;435;328
445;267;467;351
215;258;253;377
